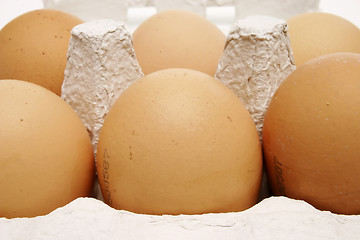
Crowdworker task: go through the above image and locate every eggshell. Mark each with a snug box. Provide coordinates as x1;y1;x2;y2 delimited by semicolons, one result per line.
97;68;262;215
0;80;95;218
132;10;226;76
262;52;360;215
0;9;83;95
287;12;360;66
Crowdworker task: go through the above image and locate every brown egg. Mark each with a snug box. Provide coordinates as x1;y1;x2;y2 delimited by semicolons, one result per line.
287;12;360;66
97;68;262;215
132;10;226;76
262;53;360;215
0;9;83;95
0;80;94;218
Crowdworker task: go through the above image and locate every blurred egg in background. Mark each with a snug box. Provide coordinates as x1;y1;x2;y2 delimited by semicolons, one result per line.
132;9;226;76
287;12;360;66
0;9;83;95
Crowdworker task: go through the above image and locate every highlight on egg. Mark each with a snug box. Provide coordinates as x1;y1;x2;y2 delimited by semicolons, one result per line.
0;9;84;96
96;68;263;215
132;10;226;76
287;12;360;66
0;80;95;218
262;52;360;215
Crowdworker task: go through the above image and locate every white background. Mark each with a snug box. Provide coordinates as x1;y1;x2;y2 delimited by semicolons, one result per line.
0;0;359;30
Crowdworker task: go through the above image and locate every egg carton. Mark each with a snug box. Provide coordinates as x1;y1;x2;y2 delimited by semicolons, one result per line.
1;1;359;239
1;196;360;239
60;14;295;203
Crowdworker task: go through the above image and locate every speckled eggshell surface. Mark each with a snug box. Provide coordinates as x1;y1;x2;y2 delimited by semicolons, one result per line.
97;68;263;215
262;52;360;215
0;80;95;218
